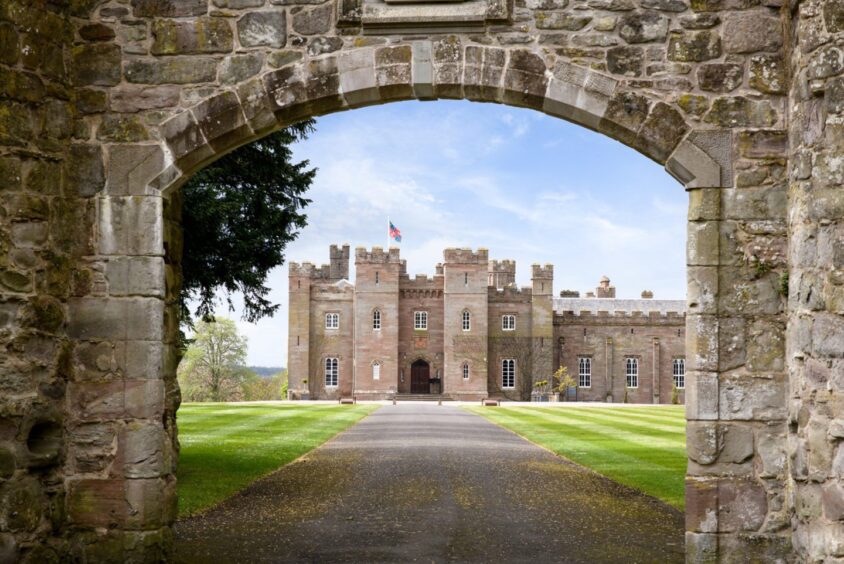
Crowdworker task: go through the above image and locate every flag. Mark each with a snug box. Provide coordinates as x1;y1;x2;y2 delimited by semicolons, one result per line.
389;221;402;243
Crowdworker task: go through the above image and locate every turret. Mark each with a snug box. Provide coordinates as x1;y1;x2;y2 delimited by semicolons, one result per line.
596;275;616;298
329;244;350;281
531;264;553;296
488;259;516;289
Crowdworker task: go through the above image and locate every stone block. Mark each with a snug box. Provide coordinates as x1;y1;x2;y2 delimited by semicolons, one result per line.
722;13;783;54
72;43;121;86
68;297;164;341
687;221;719;266
235;77;278;134
0;477;43;532
749;54;785;94
338;48;378;106
292;4;333;35
110;86;181;113
746;319;784;372
411;41;433;99
687;315;718;371
105;145;164;197
125;380;166;419
151;18;233;55
131;0;207;17
606;46;643;77
717;479;767;532
636;102;688;162
219;53;265;84
535;13;592;30
237;11;286;48
686;479;718;532
813;313;844;359
125;341;165;380
686;369;719;421
105;257;165;298
755;424;786;478
667;30;721;62
97;114;150;143
503;50;548;110
118;421;169;479
719;372;786;422
685;532;717;564
69;421;117;473
65;144;104;197
192;91;250;152
160;111;214;173
125;58;218;85
96;196;164;256
618;13;668;43
697;63;743;93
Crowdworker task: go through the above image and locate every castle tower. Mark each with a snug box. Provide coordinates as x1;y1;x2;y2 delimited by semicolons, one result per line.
531;264;554;390
287;262;314;399
488;260;516;289
353;246;402;399
443;248;489;400
329;243;350;281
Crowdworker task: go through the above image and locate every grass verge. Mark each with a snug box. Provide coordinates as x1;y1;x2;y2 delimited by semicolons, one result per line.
465;405;686;510
177;402;378;517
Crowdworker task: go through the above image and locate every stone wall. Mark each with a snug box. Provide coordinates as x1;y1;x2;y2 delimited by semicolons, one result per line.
0;0;835;559
787;0;844;559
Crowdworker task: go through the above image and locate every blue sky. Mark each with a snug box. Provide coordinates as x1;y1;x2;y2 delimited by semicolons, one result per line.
220;100;687;366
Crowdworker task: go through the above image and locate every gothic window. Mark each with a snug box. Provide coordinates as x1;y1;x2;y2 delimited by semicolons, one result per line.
502;359;515;389
578;357;591;388
463;362;470;380
325;358;338;387
462;310;471;331
502;314;516;331
373;309;381;330
325;312;339;329
372;361;381;381
673;358;685;389
626;357;638;388
414;311;428;330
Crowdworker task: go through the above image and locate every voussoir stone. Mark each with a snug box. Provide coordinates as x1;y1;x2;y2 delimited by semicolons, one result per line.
238;11;286;48
619;13;669;43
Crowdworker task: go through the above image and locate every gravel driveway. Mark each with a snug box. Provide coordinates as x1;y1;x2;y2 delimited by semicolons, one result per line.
174;403;684;563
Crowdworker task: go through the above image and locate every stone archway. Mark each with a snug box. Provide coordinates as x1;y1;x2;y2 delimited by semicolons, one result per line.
0;0;839;561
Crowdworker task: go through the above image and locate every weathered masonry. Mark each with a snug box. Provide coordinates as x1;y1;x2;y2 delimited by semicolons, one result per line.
289;245;686;403
0;0;840;560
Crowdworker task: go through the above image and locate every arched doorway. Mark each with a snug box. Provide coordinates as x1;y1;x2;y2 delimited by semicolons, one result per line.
410;359;431;394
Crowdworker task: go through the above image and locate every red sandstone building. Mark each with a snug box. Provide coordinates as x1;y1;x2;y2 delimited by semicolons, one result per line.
288;245;686;403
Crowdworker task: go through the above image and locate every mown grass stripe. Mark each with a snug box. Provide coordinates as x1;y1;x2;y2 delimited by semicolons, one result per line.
177;403;378;517
526;406;686;434
514;407;686;442
466;405;686;509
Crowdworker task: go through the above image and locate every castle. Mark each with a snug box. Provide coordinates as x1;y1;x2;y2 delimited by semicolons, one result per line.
287;245;686;403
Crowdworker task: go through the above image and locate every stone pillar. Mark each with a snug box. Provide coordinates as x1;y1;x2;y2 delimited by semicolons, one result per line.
531;264;554;390
288;264;312;399
605;336;613;402
786;0;844;558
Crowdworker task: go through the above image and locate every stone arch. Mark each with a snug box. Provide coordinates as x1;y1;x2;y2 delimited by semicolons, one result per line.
0;0;819;560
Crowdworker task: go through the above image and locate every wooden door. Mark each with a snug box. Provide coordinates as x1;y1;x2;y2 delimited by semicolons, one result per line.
411;361;430;394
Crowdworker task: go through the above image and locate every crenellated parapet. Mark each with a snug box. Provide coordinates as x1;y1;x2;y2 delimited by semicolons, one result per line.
531;264;554;280
488;285;532;303
488;259;516;288
444;247;489;264
355;246;403;264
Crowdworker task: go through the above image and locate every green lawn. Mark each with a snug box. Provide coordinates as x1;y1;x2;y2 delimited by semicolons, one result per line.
177;403;378;516
466;405;686;510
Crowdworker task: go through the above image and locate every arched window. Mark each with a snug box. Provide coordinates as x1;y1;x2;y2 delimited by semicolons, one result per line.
372;361;381;381
462;310;471;331
501;359;515;389
325;312;339;329
502;314;516;331
373;309;381;330
626;357;638;388
462;362;470;380
325;358;338;387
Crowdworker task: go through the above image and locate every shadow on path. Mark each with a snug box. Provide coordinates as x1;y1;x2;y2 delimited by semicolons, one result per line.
174;404;684;563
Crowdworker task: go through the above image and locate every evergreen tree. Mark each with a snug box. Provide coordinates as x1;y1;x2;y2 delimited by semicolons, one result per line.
180;120;316;324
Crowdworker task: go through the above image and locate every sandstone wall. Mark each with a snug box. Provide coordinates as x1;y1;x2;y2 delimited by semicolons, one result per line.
787;0;844;559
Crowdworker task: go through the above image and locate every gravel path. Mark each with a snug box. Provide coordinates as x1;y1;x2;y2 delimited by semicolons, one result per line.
174;404;684;563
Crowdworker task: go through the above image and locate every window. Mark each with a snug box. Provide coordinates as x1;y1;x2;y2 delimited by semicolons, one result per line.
462;310;471;331
324;358;338;387
372;361;381;381
375;271;379;285
463;362;470;380
626;357;638;388
373;309;381;330
325;313;339;329
502;314;516;331
502;359;515;388
673;358;685;389
578;357;591;388
414;311;428;330
464;272;468;286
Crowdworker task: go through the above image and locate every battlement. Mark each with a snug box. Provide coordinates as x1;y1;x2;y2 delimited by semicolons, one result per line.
355;246;402;264
489;285;532;302
289;261;334;279
531;264;554;279
400;273;443;290
553;297;686;318
488;259;516;288
489;259;516;272
554;308;686;325
443;247;489;264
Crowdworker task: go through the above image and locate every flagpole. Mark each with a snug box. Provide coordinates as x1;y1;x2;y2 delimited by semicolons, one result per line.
387;217;390;249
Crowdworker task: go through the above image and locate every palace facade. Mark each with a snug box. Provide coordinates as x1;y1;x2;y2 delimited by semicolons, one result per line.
287;245;686;403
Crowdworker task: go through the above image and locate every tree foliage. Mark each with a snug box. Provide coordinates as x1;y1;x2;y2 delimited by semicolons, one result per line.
242;370;288;401
180;120;316;324
178;318;250;402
